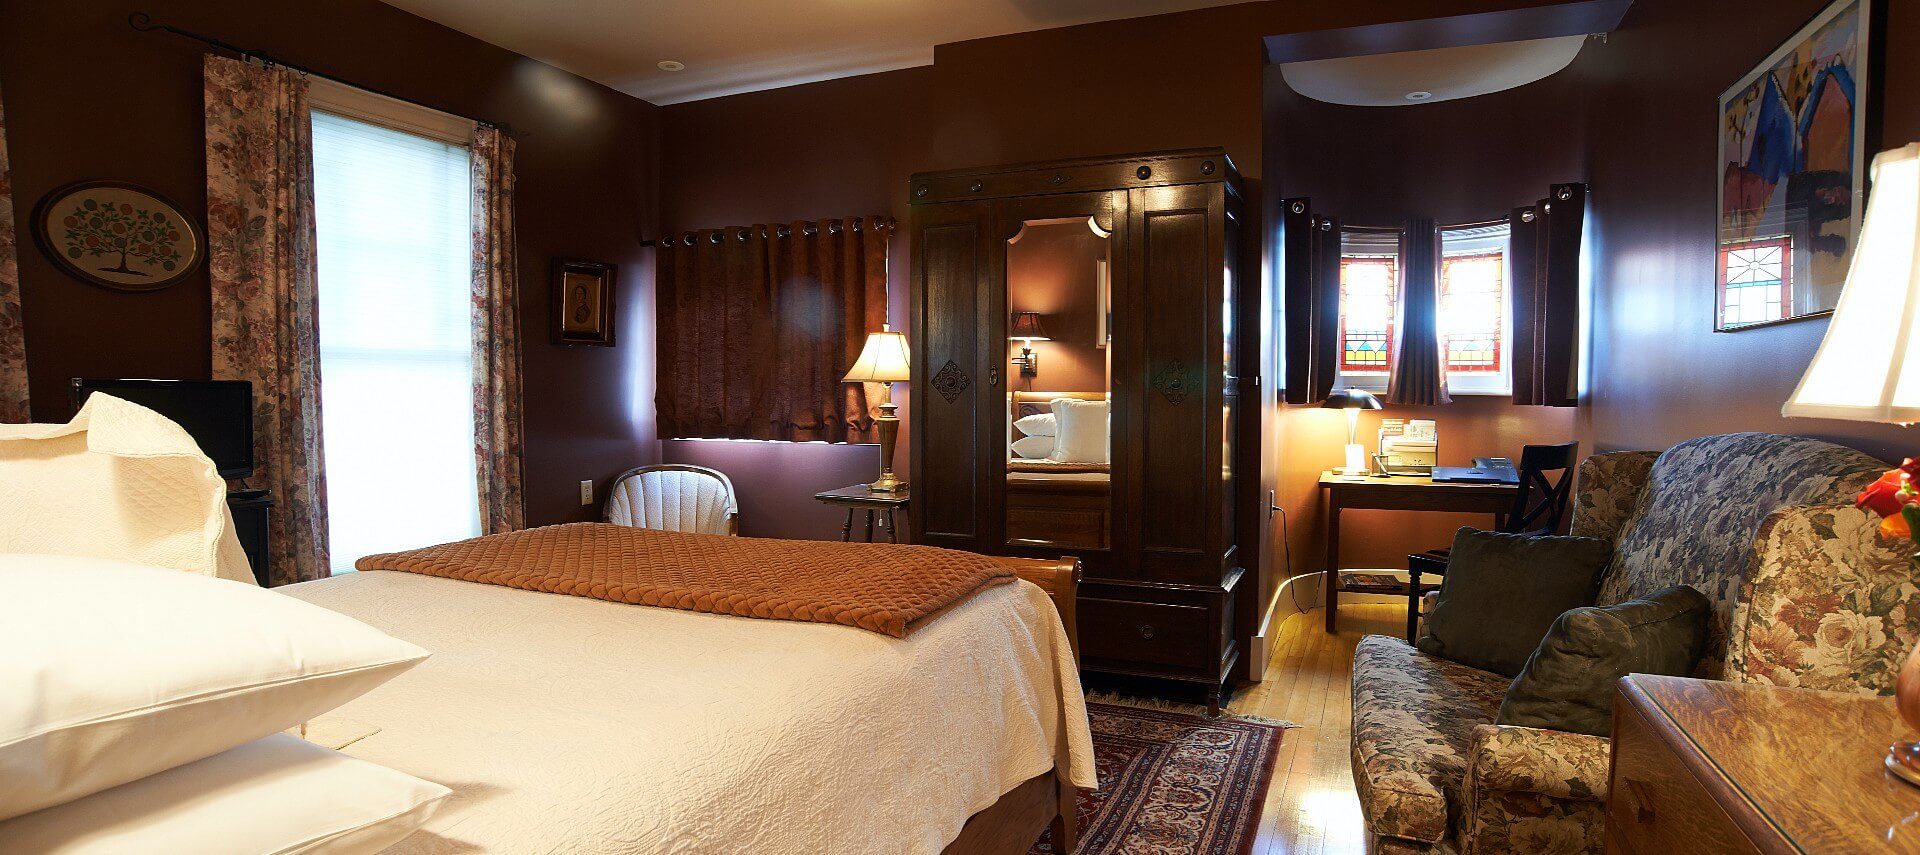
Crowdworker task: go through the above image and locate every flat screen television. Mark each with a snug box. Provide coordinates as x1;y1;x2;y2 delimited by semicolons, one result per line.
70;378;254;479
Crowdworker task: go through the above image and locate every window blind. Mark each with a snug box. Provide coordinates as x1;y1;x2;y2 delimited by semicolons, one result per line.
312;110;478;574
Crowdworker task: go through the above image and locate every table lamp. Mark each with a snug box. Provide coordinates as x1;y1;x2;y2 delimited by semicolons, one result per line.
1009;311;1050;377
1321;388;1383;475
844;326;912;492
1780;142;1920;784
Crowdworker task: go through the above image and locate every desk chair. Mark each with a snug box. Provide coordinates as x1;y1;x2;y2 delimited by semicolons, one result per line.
605;464;740;536
1404;442;1579;641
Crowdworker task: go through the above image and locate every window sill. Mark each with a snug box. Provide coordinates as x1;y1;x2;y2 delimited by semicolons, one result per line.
1334;374;1513;397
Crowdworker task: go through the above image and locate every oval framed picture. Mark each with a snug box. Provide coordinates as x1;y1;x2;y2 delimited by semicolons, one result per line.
31;180;203;292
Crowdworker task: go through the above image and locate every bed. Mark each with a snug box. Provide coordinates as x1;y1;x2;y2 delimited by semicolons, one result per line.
1007;392;1110;550
279;554;1092;854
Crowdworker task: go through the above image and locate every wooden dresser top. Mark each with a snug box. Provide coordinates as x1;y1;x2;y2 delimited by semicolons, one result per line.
1623;674;1920;851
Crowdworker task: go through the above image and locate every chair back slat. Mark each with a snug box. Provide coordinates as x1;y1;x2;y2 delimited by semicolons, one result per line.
1504;442;1579;535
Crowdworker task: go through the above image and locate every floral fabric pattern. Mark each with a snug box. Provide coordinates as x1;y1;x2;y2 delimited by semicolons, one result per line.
1568;451;1657;544
0;85;27;423
1350;635;1510;846
1731;503;1920;694
469;126;524;534
1597;433;1884;678
1461;725;1609;855
205;55;329;585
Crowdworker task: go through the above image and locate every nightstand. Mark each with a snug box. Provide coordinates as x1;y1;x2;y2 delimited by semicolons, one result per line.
1608;673;1920;853
813;484;909;543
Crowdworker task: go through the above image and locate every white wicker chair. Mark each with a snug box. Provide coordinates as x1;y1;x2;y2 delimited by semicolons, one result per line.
603;464;739;536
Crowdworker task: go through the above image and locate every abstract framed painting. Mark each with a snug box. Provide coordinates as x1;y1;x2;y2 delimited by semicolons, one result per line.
1716;0;1873;331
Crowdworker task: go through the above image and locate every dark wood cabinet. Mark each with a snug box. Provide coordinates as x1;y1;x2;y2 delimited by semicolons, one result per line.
909;149;1245;712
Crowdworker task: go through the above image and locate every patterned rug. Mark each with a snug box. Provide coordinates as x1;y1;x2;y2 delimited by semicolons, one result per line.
1031;702;1287;854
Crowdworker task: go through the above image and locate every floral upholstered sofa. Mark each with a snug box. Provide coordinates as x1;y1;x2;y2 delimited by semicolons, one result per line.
1348;433;1920;854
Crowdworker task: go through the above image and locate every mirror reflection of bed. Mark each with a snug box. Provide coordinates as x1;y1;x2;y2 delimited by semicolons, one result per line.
1005;213;1113;552
1007;392;1109;549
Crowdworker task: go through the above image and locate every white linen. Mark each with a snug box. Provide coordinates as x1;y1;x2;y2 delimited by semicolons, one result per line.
1010;434;1055;459
1048;397;1109;464
1012;411;1057;437
0;555;429;820
0;393;253;584
0;734;449;855
282;570;1095;854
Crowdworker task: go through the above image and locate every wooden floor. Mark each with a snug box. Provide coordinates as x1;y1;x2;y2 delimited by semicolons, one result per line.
1229;602;1403;855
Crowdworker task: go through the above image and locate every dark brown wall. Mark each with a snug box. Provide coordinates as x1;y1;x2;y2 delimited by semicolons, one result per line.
0;0;661;526
1264;61;1586;579
1584;0;1920;462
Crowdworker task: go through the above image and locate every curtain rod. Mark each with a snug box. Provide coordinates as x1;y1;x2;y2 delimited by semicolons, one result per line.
128;12;524;138
642;216;898;248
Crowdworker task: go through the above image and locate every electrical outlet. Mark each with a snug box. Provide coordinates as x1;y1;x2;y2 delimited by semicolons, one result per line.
579;480;594;506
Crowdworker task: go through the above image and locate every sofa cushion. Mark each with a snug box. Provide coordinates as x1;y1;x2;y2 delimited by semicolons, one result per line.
1498;585;1709;736
1599;434;1883;679
1351;635;1510;844
1417;528;1612;678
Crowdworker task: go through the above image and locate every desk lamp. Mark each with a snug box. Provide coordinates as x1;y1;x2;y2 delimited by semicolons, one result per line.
1322;388;1383;475
843;327;912;492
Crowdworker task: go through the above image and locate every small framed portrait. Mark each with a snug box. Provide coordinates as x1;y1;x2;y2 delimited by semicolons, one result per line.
552;259;615;346
32;180;203;292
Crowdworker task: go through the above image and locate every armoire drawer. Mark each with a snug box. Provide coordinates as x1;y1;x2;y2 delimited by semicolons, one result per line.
1079;597;1209;671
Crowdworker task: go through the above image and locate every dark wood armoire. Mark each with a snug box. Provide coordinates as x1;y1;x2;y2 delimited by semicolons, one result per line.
908;149;1246;712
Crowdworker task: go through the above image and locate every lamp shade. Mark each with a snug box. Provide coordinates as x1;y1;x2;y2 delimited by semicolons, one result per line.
1784;143;1920;422
843;330;912;383
1009;311;1050;341
1321;387;1383;410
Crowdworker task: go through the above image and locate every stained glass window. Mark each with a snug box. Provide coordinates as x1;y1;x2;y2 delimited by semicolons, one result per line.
1339;255;1397;373
1719;237;1792;327
1440;252;1503;372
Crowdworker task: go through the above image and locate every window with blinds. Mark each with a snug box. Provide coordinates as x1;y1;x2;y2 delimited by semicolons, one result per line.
311;108;479;574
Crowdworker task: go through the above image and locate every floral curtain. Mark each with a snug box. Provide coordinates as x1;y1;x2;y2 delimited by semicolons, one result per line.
0;85;28;423
205;55;330;585
469;126;525;534
656;217;891;442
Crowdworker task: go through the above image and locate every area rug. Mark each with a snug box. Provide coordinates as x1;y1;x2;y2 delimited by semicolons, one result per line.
1031;702;1286;854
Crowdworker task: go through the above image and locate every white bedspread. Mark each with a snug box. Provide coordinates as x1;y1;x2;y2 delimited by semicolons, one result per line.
282;570;1095;854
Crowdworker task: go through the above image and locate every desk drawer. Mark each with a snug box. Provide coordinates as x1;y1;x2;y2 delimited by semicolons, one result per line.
1080;597;1209;671
1607;696;1759;854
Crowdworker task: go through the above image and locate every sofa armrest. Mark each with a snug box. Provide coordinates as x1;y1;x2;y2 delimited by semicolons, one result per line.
1467;724;1611;803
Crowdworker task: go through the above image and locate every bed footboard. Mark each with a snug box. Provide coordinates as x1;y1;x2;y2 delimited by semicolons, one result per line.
990;555;1079;662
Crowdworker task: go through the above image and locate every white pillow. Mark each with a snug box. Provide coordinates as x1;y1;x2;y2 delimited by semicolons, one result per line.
1010;435;1055;459
1012;411;1057;437
0;554;430;820
0;733;449;855
1048;398;1110;464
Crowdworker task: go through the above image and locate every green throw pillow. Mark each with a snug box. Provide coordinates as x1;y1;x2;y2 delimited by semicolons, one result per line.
1415;528;1612;678
1498;585;1710;737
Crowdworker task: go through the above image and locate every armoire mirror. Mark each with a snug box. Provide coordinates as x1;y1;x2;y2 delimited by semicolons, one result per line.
1004;215;1112;551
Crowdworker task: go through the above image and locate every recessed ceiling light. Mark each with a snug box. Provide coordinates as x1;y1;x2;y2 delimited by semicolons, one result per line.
1404;91;1434;101
658;60;685;72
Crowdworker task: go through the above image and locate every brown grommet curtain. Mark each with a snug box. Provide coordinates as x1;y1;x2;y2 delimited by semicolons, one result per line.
1387;218;1450;406
0;84;26;424
656;217;890;442
1511;182;1586;407
1282;198;1342;404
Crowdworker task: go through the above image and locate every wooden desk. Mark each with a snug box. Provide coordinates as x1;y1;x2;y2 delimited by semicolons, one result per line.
813;484;910;543
1608;674;1920;854
1316;470;1516;632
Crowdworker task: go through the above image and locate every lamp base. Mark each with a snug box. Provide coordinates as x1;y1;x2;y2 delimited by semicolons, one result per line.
870;399;906;493
1340;443;1369;476
868;472;909;493
1889;742;1920;787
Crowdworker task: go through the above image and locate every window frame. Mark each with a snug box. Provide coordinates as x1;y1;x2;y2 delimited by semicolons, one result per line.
1438;222;1512;396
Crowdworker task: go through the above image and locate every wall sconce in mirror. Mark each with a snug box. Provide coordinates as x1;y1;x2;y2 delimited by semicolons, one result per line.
1009;311;1050;377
